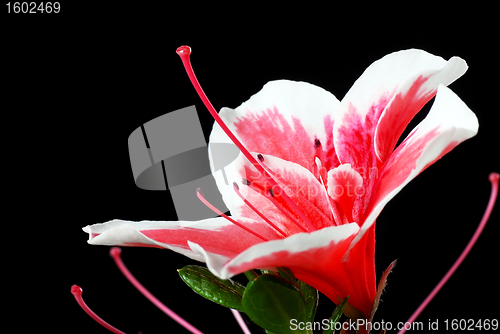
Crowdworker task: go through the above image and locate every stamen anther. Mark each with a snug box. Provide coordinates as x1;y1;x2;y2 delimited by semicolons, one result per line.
314;138;321;149
242;178;252;186
313;139;326;178
71;285;126;334
257;154;265;162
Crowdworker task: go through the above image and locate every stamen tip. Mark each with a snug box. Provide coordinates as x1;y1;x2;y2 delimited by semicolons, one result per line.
233;182;240;190
242;178;252;186
314;138;321;149
71;285;82;295
489;172;499;183
196;187;204;197
176;45;191;56
110;247;122;258
257;154;264;162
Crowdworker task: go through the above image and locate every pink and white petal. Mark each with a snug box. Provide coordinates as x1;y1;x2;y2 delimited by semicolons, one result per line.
352;85;478;247
84;217;276;260
333;49;467;167
374;54;467;162
218;152;334;232
209;80;341;173
188;223;369;312
191;223;360;280
327;163;364;223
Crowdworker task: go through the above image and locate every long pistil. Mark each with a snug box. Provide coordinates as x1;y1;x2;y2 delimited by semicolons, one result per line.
71;285;127;334
176;46;316;233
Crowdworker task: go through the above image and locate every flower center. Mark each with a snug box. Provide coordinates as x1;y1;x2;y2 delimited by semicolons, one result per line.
176;46;317;235
313;139;348;226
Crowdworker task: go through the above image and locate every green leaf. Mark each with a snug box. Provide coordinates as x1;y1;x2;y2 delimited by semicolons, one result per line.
242;274;308;334
322;296;349;334
296;280;318;323
178;265;245;311
277;267;296;284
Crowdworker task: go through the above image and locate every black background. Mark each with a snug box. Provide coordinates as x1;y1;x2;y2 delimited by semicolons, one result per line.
3;3;499;333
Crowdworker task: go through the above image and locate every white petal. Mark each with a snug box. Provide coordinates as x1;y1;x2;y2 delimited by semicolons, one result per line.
333;49;467;164
83;217;278;261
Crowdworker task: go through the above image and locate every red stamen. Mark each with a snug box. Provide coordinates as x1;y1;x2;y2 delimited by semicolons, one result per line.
255;154;277;179
109;247;204;334
255;153;317;232
313;139;327;180
196;188;269;241
70;285;127;334
315;157;338;224
313;139;326;166
266;188;308;233
176;46;259;171
397;172;499;334
242;177;309;233
176;46;316;233
331;200;346;226
233;182;288;238
314;156;350;226
231;309;252;334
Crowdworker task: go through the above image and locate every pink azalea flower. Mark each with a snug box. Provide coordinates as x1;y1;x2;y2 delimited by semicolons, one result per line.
83;48;478;320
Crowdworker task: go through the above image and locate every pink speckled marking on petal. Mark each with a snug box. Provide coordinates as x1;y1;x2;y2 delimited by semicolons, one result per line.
375;75;434;162
322;115;340;172
334;95;391;223
233;107;321;174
